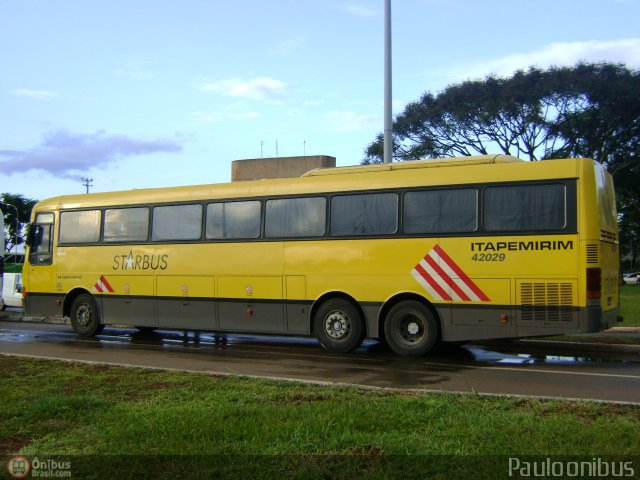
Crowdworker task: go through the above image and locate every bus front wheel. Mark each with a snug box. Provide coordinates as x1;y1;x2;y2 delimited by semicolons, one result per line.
313;298;364;353
70;293;104;337
383;300;438;357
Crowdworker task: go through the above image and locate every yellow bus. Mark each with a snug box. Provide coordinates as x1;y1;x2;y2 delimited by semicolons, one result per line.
23;155;621;356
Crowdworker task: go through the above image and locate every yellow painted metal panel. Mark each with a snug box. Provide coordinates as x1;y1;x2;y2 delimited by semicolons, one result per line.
156;275;215;298
218;276;283;300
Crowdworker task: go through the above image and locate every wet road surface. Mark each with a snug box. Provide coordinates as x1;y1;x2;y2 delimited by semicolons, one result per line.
1;320;639;404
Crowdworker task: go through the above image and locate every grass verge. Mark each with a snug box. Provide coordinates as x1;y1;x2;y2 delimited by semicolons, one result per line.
621;284;640;327
0;356;639;479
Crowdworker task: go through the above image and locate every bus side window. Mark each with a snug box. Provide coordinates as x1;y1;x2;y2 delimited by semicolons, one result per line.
28;213;55;266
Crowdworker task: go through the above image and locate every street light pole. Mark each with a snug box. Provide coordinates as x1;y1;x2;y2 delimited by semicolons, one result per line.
383;0;393;164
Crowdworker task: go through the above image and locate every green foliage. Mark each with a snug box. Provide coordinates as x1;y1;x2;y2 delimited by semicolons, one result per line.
364;62;639;167
1;192;39;252
620;284;640;327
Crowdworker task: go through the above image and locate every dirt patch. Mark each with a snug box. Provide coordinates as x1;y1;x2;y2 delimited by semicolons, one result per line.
513;399;640;423
0;437;32;456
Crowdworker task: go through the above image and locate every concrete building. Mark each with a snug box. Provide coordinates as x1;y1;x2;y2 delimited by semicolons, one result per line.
231;155;336;182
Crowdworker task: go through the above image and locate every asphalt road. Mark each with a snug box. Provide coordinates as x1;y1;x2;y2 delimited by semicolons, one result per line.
1;319;639;404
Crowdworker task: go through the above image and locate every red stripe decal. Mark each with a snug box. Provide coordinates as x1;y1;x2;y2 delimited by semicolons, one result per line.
433;244;490;301
415;262;452;301
423;254;471;302
100;275;114;293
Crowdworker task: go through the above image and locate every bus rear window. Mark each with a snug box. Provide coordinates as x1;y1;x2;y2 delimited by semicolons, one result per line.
59;210;101;244
484;184;566;232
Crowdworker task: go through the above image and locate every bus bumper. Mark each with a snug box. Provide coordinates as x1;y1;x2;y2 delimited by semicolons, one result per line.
583;305;622;332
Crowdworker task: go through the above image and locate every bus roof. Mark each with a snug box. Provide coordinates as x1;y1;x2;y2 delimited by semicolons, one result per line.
33;155;589;213
302;154;523;176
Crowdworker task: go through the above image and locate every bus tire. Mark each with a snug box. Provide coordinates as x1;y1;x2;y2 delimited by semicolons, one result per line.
383;300;438;357
70;293;103;337
313;298;364;353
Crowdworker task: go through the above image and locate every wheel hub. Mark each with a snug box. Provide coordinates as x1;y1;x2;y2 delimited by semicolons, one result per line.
325;311;350;340
407;321;420;335
77;305;92;327
399;314;424;344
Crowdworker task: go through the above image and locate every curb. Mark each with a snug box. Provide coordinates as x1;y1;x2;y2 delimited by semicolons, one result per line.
0;313;68;325
500;338;640;354
608;326;640;333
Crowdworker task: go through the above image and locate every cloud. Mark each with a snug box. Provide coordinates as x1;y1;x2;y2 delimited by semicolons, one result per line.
445;38;640;81
0;130;183;179
324;110;379;132
197;77;288;102
11;89;59;99
269;36;306;56
344;4;378;16
190;111;259;123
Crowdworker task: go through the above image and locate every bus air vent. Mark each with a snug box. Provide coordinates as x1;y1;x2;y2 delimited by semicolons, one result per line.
520;282;574;322
586;244;599;264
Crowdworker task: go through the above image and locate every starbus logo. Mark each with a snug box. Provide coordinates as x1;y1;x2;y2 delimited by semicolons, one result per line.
112;250;169;271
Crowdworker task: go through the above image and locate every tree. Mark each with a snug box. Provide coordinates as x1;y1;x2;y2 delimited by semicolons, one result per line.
363;62;640;268
1;193;39;253
364;63;639;166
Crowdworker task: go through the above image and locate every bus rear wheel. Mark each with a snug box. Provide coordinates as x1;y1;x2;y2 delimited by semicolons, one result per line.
383;300;438;357
70;293;104;337
313;298;364;353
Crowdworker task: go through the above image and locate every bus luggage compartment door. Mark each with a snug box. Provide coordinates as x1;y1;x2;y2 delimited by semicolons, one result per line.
218;276;284;333
101;275;155;327
156;275;215;330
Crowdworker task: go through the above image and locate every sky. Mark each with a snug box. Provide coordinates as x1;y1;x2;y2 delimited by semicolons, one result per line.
1;0;639;202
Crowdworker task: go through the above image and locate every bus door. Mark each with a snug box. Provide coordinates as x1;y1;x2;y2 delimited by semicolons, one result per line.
25;212;59;316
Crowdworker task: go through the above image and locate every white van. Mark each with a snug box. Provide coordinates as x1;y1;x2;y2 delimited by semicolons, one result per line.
1;272;23;310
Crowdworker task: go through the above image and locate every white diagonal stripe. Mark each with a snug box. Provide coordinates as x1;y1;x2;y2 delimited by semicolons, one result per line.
411;269;443;301
429;250;482;302
420;257;463;301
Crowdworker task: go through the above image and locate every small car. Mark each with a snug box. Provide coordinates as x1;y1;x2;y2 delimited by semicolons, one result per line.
623;272;640;285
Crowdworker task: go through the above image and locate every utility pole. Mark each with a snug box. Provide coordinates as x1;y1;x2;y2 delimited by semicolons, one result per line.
81;177;93;194
383;0;393;164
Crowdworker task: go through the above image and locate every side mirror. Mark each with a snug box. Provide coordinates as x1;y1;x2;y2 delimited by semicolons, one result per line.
25;224;42;248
